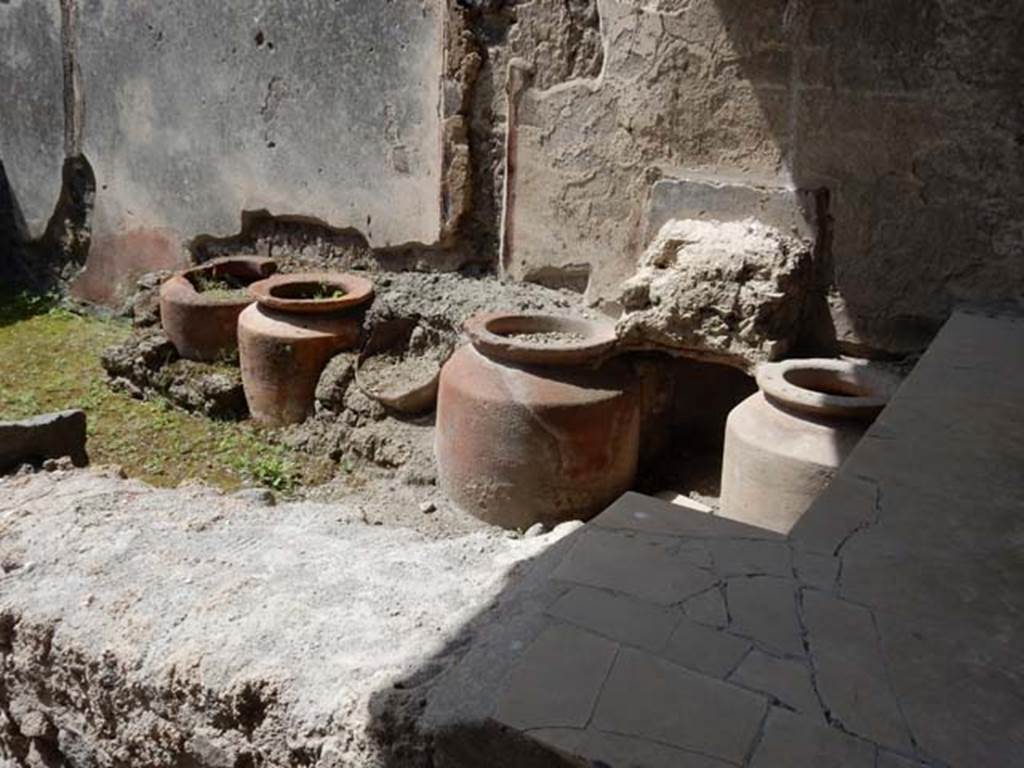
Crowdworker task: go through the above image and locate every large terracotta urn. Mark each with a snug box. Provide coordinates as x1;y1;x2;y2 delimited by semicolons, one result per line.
719;358;900;533
436;313;640;529
159;256;277;361
238;272;374;426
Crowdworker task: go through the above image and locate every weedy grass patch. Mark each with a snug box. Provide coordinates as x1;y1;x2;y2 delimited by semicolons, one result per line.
0;291;331;492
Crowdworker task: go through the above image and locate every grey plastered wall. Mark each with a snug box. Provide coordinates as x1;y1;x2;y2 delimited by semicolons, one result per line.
0;0;64;241
505;0;1024;357
1;0;444;303
72;0;443;303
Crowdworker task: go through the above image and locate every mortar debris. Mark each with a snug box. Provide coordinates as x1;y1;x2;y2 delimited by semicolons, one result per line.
503;330;587;345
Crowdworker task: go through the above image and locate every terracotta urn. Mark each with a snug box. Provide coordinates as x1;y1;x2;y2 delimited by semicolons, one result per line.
719;358;901;533
159;256;277;361
435;313;640;529
238;272;374;426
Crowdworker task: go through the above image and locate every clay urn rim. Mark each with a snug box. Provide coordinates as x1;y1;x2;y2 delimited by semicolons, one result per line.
248;271;375;314
464;312;617;366
355;352;441;414
756;358;900;420
162;256;278;309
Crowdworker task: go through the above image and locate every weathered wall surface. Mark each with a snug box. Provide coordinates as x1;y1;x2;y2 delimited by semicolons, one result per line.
73;0;443;304
0;0;64;240
1;0;443;303
504;0;1024;357
3;0;1021;353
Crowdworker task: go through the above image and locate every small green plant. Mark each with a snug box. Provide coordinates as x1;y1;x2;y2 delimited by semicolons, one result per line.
307;283;346;300
191;273;249;301
239;452;299;492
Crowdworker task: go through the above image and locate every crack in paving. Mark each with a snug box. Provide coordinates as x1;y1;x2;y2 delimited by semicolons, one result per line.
832;476;883;558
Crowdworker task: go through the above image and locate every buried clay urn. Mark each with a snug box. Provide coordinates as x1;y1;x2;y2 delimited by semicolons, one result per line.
159;256;277;361
238;272;374;426
435;313;640;530
719;358;901;534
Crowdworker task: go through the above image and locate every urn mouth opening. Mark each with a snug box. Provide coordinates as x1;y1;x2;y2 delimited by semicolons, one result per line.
465;313;617;366
757;359;900;420
248;272;374;314
781;367;875;398
173;257;278;306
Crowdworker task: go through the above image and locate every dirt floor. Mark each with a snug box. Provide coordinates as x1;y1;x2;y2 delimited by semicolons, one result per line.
0;279;725;539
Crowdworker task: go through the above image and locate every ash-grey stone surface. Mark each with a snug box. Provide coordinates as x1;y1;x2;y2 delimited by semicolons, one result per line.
551;527;715;605
749;707;875;768
682;587;729;629
709;538;791;578
592;490;782;540
527;728;732;768
726;576;803;656
0;469;575;766
792;548;840;590
660;616;750;678
0;0;64;238
494;623;617;731
475;312;1024;767
544;585;678;652
729;650;822;720
591;647;766;765
803;590;913;752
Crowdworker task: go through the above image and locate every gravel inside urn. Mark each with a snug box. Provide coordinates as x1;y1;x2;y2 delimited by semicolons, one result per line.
190;274;250;302
359;352;439;397
503;330;587;345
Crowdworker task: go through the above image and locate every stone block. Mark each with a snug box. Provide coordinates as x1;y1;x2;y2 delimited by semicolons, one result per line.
792;549;840;590
0;0;64;238
0;410;88;472
551;527;715;606
682;588;729;629
591;647;766;765
495;623;618;731
709;539;791;579
802;591;913;752
645;179;818;246
726;576;802;656
730;650;822;720
592;492;783;540
615;218;814;368
659;617;750;678
873;610;1024;767
545;586;679;652
749;707;875;768
876;751;927;768
529;727;732;768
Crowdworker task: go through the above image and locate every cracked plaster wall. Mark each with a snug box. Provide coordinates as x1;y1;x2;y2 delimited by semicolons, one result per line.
503;0;1024;357
3;0;1021;355
1;0;444;304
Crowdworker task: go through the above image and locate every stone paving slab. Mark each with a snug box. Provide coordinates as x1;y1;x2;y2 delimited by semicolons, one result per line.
469;311;1024;767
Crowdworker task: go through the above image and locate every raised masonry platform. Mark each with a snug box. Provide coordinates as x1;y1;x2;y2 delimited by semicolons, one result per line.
428;309;1024;767
0;309;1021;767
